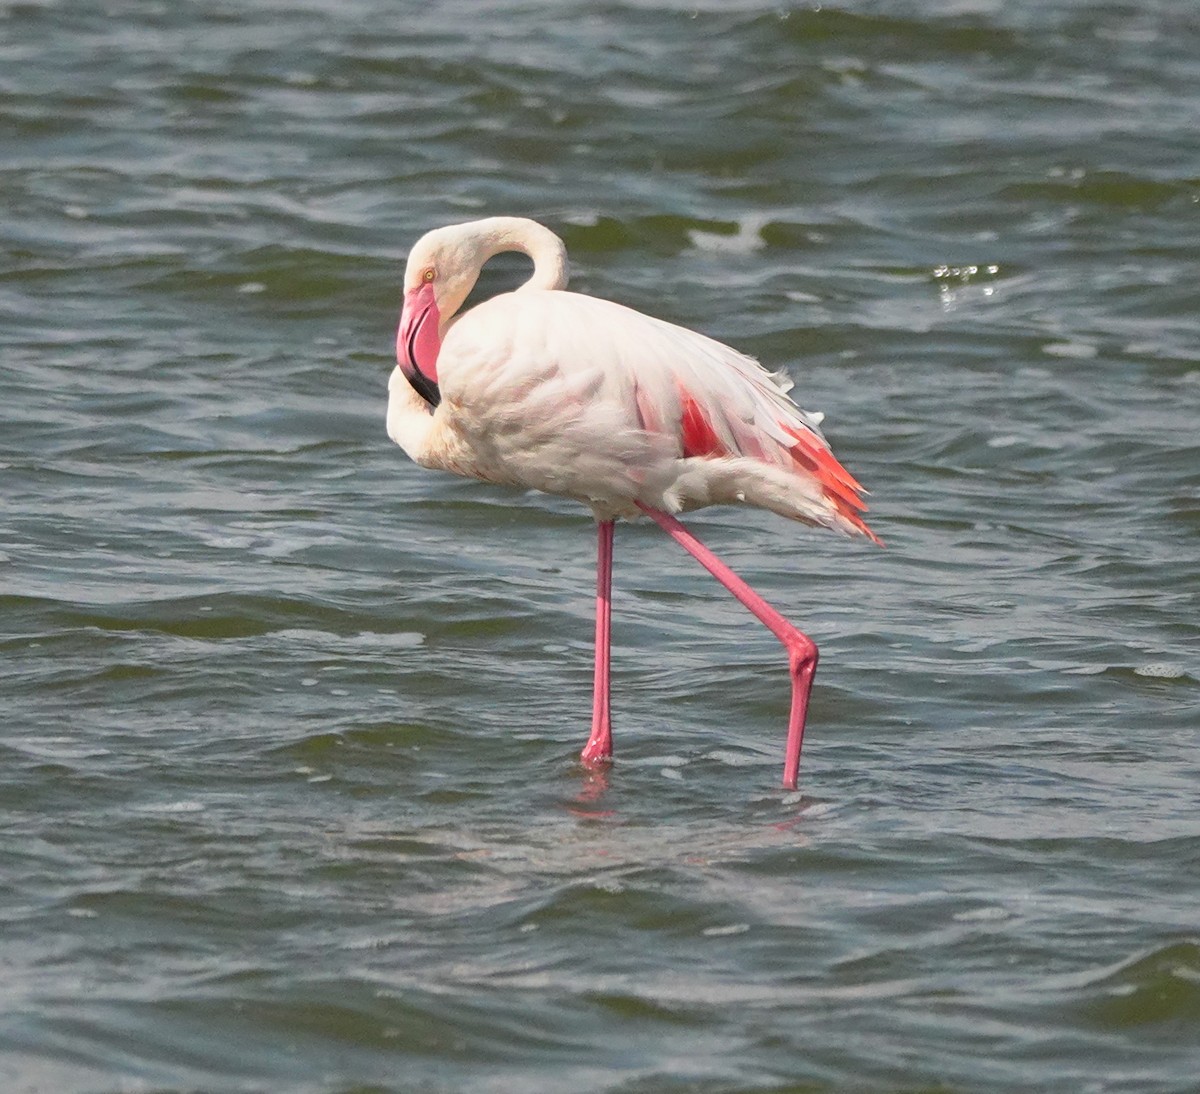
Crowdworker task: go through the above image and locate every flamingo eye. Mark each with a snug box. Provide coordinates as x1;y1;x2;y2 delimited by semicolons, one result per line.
422;267;436;283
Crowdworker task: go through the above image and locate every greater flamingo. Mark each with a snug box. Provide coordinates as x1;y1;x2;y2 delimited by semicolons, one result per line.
387;217;879;789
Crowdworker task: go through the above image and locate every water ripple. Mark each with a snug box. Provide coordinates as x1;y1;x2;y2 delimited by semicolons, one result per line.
3;0;1200;1090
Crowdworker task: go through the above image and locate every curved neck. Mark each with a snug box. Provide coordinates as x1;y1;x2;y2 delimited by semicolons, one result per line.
476;217;570;291
415;217;571;338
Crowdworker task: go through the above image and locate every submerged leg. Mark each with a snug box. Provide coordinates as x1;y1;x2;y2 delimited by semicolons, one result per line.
580;519;615;766
636;504;818;790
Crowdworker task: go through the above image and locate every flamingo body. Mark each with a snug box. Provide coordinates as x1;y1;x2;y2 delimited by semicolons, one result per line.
387;217;878;789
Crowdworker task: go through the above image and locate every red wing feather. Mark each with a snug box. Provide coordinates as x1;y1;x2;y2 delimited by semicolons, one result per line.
679;393;729;459
674;383;881;545
783;425;883;546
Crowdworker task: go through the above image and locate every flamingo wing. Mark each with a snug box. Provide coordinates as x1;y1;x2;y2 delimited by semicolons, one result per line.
435;289;878;541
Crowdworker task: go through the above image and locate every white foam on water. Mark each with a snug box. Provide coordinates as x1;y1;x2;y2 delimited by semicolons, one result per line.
1134;663;1186;679
1042;341;1098;359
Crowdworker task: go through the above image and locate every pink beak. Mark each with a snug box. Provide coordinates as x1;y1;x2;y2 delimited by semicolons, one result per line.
396;281;442;407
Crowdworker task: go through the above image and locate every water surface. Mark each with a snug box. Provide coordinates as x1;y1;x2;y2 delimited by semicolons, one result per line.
2;0;1199;1090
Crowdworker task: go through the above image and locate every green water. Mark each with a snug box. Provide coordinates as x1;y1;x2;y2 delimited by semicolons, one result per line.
2;1;1198;1090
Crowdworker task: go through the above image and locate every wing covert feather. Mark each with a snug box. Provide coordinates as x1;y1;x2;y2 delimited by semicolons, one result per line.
435;288;875;538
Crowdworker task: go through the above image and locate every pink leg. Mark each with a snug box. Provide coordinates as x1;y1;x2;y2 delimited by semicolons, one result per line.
580;519;614;766
636;504;818;790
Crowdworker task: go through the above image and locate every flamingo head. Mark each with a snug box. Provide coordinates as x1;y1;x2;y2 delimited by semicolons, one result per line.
397;218;569;409
397;223;494;409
